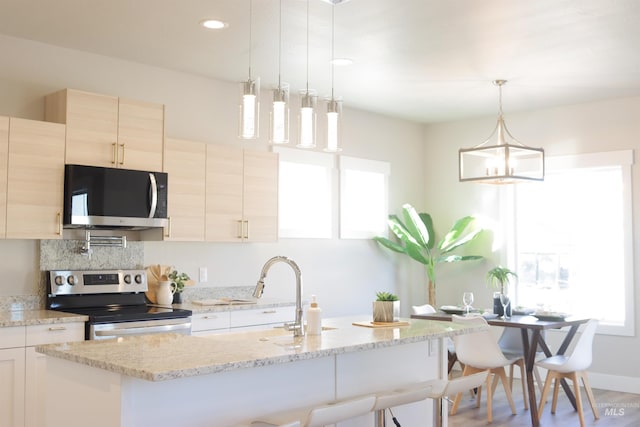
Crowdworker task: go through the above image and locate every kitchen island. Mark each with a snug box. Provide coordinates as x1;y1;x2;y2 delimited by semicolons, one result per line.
37;316;482;427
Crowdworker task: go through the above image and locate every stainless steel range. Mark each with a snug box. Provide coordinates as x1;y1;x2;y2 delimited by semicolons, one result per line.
46;269;192;340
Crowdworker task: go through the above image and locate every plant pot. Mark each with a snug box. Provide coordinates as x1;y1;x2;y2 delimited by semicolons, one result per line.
373;301;400;323
172;292;182;304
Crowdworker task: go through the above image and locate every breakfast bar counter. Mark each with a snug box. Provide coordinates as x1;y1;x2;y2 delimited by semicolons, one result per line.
37;316;483;427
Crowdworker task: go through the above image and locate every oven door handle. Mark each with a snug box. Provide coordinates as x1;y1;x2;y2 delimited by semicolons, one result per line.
94;322;191;337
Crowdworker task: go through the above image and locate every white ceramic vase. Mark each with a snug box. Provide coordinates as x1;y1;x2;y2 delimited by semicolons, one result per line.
156;280;175;306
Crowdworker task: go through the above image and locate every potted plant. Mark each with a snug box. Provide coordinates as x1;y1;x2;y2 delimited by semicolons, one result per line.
374;203;484;307
486;265;517;316
168;270;193;304
373;291;400;323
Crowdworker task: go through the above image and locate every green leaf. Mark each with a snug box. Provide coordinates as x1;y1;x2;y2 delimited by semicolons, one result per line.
401;204;431;249
387;215;420;246
373;236;407;254
439;216;483;254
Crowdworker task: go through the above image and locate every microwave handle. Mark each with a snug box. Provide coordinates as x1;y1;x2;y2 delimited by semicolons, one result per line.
148;173;158;218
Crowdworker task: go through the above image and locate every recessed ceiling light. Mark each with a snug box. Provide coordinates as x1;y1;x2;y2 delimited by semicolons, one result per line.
331;58;353;66
201;19;228;30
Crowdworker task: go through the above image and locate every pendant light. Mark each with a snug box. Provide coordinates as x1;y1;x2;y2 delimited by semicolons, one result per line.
458;80;544;184
324;3;342;152
238;0;260;140
269;0;289;144
297;0;317;148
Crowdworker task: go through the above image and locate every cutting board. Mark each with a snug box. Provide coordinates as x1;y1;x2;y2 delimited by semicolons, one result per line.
352;321;411;328
192;298;257;306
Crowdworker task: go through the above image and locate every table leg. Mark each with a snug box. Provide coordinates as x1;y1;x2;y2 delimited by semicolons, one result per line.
522;329;540;427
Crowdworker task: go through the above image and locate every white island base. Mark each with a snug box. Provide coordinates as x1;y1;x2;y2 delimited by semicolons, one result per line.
40;317;478;427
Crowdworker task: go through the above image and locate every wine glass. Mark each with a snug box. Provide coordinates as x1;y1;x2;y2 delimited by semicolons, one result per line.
500;293;511;319
462;292;474;315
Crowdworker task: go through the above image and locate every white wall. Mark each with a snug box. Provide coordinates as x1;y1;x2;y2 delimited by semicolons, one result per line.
422;97;640;389
0;34;425;317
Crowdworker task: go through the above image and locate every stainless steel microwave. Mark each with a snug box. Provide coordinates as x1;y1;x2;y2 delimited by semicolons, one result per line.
63;164;168;229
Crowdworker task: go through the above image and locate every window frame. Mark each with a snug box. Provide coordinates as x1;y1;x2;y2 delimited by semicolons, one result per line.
507;150;634;336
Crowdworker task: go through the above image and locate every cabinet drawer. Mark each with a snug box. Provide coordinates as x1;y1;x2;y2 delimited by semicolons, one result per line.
0;326;25;349
25;322;85;346
191;312;230;332
230;306;294;329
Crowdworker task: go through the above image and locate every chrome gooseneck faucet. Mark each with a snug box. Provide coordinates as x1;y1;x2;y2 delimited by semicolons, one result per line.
253;256;304;337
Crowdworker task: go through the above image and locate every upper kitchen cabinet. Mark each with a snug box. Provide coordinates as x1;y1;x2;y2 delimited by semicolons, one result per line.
163;138;206;241
206;145;278;242
45;88;165;172
6;118;65;239
0;117;8;238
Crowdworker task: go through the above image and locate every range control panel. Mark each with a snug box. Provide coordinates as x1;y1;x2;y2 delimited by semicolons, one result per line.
48;269;148;296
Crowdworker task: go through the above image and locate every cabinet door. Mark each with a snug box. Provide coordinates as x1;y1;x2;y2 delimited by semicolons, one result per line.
118;98;164;171
53;89;119;168
0;347;26;427
243;150;279;242
164;138;206;241
206;144;244;242
0;116;9;238
6;118;65;239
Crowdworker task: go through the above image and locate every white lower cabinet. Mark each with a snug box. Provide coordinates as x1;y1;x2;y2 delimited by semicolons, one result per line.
0;347;26;427
190;312;230;337
229;306;295;332
191;306;295;336
0;322;84;427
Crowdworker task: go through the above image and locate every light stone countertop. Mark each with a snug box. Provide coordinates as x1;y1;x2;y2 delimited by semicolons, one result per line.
0;310;88;327
37;315;484;382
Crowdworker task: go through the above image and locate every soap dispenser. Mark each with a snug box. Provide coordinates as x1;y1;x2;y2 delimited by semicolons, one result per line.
306;295;322;335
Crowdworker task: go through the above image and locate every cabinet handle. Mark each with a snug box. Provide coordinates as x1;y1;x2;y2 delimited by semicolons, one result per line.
262;310;277;314
111;143;117;164
244;220;250;239
119;144;125;165
56;212;62;235
165;216;172;238
48;326;66;331
236;220;243;239
203;315;218;320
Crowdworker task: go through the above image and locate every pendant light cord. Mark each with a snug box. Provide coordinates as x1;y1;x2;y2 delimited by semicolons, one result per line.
306;0;310;93
248;0;253;80
331;4;335;99
277;0;282;88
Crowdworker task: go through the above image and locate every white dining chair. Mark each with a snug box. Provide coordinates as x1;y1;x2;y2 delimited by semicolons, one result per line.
450;314;521;423
411;304;463;374
497;327;546;409
536;319;599;427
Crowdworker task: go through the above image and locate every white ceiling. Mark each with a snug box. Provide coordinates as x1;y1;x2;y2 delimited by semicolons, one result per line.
2;0;640;123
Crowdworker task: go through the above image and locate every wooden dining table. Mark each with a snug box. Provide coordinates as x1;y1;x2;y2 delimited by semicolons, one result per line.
411;312;591;427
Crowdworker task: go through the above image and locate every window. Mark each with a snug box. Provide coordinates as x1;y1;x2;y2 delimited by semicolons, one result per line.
339;156;390;239
510;150;634;336
275;147;334;238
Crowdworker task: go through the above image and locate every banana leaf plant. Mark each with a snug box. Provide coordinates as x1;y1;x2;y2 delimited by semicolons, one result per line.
373;203;484;306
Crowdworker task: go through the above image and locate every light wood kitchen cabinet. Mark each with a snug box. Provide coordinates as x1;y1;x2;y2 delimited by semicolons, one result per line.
0;116;9;238
45;88;165;172
163;138;206;241
206;145;278;242
6;118;65;239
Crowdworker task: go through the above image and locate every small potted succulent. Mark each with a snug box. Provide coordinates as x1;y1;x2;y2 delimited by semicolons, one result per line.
373;291;400;323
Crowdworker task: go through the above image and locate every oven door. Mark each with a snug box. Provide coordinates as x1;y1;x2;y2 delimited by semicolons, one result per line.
89;317;192;340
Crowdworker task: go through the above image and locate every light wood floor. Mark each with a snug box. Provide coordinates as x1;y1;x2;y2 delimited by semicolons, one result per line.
447;379;640;427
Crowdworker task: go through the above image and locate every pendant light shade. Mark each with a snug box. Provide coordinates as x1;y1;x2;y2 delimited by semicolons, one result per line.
298;89;317;148
458;80;544;184
270;0;290;144
238;0;259;140
324;3;342;152
297;0;317;148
